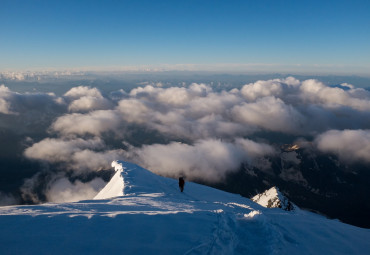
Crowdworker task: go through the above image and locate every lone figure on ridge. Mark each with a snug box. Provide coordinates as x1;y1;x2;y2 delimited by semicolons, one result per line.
179;177;185;192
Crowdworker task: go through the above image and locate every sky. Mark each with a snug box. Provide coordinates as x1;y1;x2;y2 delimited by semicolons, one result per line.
2;0;370;228
1;0;370;73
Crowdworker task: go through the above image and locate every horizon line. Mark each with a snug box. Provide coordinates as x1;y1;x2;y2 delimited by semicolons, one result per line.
1;62;369;77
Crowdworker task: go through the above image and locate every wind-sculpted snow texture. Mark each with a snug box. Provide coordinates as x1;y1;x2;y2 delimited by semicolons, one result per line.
0;161;369;254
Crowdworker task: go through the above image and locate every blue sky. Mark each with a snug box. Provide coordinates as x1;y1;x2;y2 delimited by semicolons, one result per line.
1;0;369;74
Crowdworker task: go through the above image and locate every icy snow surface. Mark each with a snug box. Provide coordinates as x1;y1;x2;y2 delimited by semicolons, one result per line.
1;160;370;254
93;161;124;199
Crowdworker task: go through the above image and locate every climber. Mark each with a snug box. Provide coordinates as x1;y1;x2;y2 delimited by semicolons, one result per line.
179;177;185;192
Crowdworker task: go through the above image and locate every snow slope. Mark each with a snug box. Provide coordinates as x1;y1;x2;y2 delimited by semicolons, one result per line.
0;160;369;254
93;161;124;199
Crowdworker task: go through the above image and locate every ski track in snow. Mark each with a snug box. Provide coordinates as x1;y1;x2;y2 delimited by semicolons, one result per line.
0;161;369;255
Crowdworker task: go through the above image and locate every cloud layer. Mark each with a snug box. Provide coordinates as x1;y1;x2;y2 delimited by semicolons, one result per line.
45;177;105;203
315;129;370;163
2;76;370;203
44;78;370;141
132;138;275;182
25;137;125;172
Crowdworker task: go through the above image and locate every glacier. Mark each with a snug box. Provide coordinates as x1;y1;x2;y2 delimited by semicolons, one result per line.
0;160;369;254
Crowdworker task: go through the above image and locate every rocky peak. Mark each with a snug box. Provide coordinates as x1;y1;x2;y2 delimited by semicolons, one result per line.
252;186;295;211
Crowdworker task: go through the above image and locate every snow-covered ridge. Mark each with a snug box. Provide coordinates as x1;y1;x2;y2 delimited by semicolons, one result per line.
94;161;124;199
95;160;188;199
1;161;370;254
252;186;295;211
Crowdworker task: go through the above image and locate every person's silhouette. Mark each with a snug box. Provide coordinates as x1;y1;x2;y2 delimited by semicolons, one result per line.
179;177;185;192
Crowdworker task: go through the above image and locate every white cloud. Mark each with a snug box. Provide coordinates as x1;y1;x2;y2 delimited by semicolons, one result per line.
0;85;14;114
15;76;370;204
240;77;300;101
0;85;65;116
155;86;192;106
186;91;241;118
52;110;121;136
300;79;370;111
107;78;370;139
63;86;113;112
231;96;305;133
241;79;283;101
45;177;106;203
68;96;113;112
0;97;13;114
24;137;126;172
116;99;150;124
64;86;103;99
24;137;105;162
315;129;370;163
0;72;25;81
117;90;246;140
71;149;126;171
116;84;247;139
131;138;275;183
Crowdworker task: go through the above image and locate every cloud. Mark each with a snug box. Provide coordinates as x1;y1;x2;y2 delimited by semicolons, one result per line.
64;86;103;99
0;85;65;115
11;77;370;205
109;89;128;101
20;172;45;204
186;91;241;118
58;78;369;140
239;77;300;101
52;110;121;136
24;137;104;163
0;97;13;114
115;83;272;139
68;96;113;112
24;137;125;172
0;85;15;114
300;79;370;111
0;85;67;136
64;86;113;112
240;79;283;101
0;72;25;81
71;149;126;172
129;83;211;101
116;99;150;124
40;78;370;142
45;177;106;203
315;129;370;163
231;96;305;134
21;137;125;203
20;170;107;203
131;138;276;183
117;90;247;140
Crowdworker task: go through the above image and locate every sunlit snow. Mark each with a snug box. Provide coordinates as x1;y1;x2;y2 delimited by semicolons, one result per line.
0;161;369;254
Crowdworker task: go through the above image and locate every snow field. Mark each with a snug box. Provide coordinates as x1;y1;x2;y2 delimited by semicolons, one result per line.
0;161;369;254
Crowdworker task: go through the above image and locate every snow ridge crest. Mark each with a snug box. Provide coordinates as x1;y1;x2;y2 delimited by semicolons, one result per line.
94;161;124;200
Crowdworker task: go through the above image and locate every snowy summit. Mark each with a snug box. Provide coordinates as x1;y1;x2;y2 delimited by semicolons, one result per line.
0;160;369;254
252;186;295;211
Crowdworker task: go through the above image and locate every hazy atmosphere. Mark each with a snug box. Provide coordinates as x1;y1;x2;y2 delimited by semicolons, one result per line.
1;0;370;230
